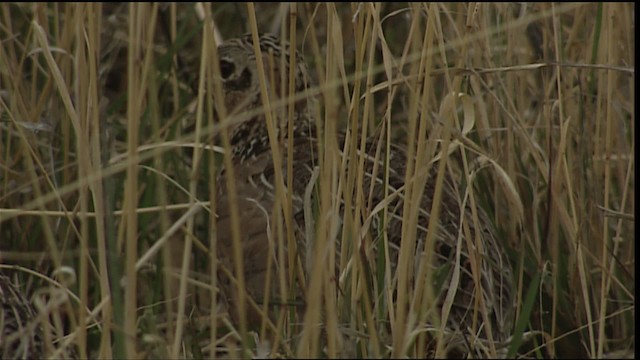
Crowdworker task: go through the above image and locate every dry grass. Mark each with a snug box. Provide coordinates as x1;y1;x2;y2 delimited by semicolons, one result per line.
0;2;634;358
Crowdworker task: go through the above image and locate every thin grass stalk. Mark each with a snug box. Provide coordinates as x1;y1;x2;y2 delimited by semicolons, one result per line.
125;4;142;357
168;4;208;357
391;4;426;357
337;3;369;336
595;4;616;358
245;3;293;351
366;3;404;357
103;111;123;358
323;28;345;351
350;4;376;354
31;20;71;273
303;5;333;355
410;3;451;357
145;24;170;359
207;73;219;360
158;4;180;349
77;4;103;356
197;5;221;358
202;3;246;354
322;7;344;356
260;19;283;345
75;6;89;357
85;5;114;357
545;102;564;360
445;4;498;353
413;4;462;358
297;4;340;357
125;3;158;356
352;4;383;357
283;4;297;344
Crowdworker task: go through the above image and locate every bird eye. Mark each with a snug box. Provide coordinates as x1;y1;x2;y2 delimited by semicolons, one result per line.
219;60;235;79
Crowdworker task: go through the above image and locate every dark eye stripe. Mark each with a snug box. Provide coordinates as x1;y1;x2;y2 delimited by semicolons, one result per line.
225;67;252;91
220;60;235;79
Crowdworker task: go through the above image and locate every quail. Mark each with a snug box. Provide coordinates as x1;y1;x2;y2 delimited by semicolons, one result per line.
213;33;514;356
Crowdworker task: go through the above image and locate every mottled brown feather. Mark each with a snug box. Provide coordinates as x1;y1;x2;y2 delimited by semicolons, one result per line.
214;33;514;355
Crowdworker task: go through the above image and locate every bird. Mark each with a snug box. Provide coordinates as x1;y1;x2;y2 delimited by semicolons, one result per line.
213;33;514;357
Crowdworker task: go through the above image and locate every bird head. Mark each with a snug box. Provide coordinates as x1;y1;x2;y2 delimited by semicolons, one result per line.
216;33;313;120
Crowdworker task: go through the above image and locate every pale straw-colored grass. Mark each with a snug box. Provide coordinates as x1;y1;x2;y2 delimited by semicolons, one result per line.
0;3;633;358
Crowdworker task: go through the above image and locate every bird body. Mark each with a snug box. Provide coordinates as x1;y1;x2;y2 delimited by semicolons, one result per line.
214;33;513;356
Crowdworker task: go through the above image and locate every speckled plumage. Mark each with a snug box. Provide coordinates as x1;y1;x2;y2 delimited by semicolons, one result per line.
214;33;514;356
